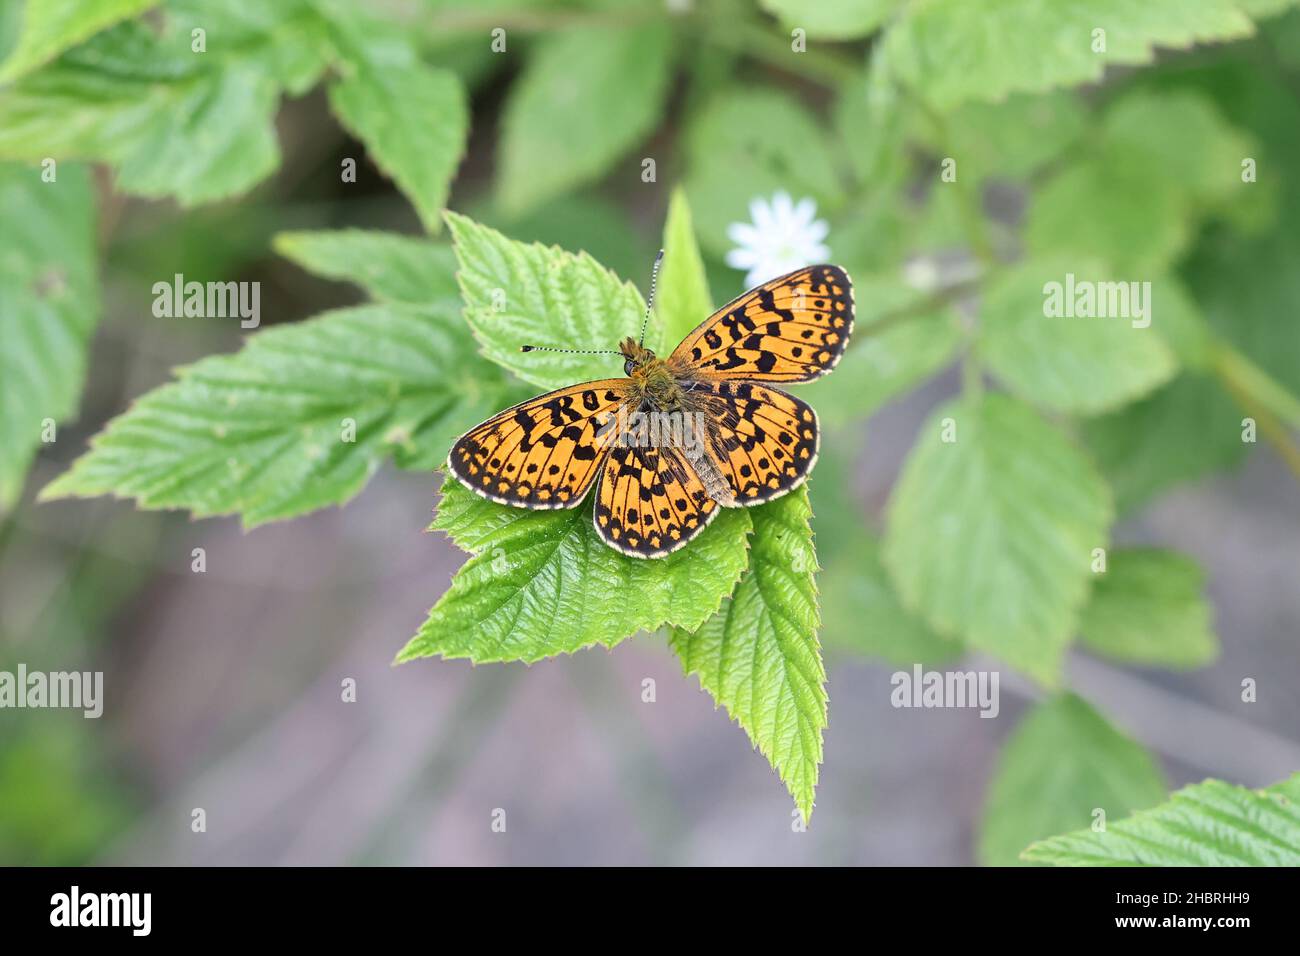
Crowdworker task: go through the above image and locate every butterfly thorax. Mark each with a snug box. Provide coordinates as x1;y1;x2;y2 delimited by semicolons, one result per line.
619;337;687;411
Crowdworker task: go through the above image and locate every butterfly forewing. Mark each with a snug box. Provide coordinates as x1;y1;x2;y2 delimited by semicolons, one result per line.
670;264;853;382
448;379;628;509
594;443;719;558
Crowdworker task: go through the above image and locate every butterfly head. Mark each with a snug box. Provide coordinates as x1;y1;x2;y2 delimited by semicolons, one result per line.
619;336;656;376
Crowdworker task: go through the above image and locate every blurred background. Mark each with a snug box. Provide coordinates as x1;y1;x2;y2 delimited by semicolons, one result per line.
1;0;1299;865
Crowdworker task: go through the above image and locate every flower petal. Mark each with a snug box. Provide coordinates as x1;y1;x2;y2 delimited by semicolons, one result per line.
772;190;793;224
726;247;761;269
793;196;817;225
727;222;761;248
803;218;830;243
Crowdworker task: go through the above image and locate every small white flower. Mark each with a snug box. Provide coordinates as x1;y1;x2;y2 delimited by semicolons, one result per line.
725;191;831;287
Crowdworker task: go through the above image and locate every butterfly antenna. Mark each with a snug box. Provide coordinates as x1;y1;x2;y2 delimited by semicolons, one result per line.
638;248;665;347
519;345;621;355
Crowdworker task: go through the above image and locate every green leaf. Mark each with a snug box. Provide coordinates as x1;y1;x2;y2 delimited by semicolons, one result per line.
444;211;645;392
0;162;99;510
1186;224;1300;398
0;0;158;82
1026;92;1256;273
977;258;1178;415
1023;773;1300;866
759;0;899;40
1028;161;1188;277
41;301;507;525
980;694;1167;866
882;0;1254;110
1082;373;1247;514
821;533;960;665
670;487;825;821
496;22;674;216
398;479;753;664
802;277;962;428
1079;548;1218;668
273;230;459;305
1242;0;1300;18
884;393;1112;684
684;88;843;255
653;187;713;355
479;193;650;285
0;1;334;206
833;52;910;190
912;91;1090;182
326;42;467;234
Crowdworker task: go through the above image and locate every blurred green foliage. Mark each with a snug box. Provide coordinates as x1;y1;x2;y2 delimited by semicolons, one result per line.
3;0;1300;857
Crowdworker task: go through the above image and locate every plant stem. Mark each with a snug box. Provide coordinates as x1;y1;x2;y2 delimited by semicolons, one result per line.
1213;343;1300;484
1211;371;1300;486
1210;343;1300;429
708;17;861;88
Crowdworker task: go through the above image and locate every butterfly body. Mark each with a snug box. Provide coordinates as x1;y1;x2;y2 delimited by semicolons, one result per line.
618;337;688;412
447;264;853;558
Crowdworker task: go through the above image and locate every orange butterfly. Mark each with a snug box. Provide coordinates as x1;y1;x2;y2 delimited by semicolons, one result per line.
447;259;854;558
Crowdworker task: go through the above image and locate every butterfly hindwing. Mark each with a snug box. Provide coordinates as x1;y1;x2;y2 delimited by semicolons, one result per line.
594;443;719;558
448;379;627;509
670;264;853;382
691;380;819;505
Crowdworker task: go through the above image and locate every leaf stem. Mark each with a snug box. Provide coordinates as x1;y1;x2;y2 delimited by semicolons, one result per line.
847;273;984;349
707;17;861;88
1210;342;1300;429
1211;341;1300;484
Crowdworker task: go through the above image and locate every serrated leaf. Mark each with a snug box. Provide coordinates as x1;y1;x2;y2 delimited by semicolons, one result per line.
759;0;899;40
670;487;824;822
0;162;99;510
1023;773;1300;866
0;0;158;82
0;1;334;206
684;89;844;255
445;211;645;392
496;22;674;216
883;0;1254;111
273;230;458;305
802;276;962;427
1079;548;1218;668
1082;373;1247;514
326;43;467;234
41;302;506;525
398;479;752;664
980;694;1167;866
653;187;713;355
884;393;1112;683
977;258;1177;415
478;192;650;286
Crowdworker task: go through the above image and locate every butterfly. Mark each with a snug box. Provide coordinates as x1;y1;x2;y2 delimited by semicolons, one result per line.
447;258;854;558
